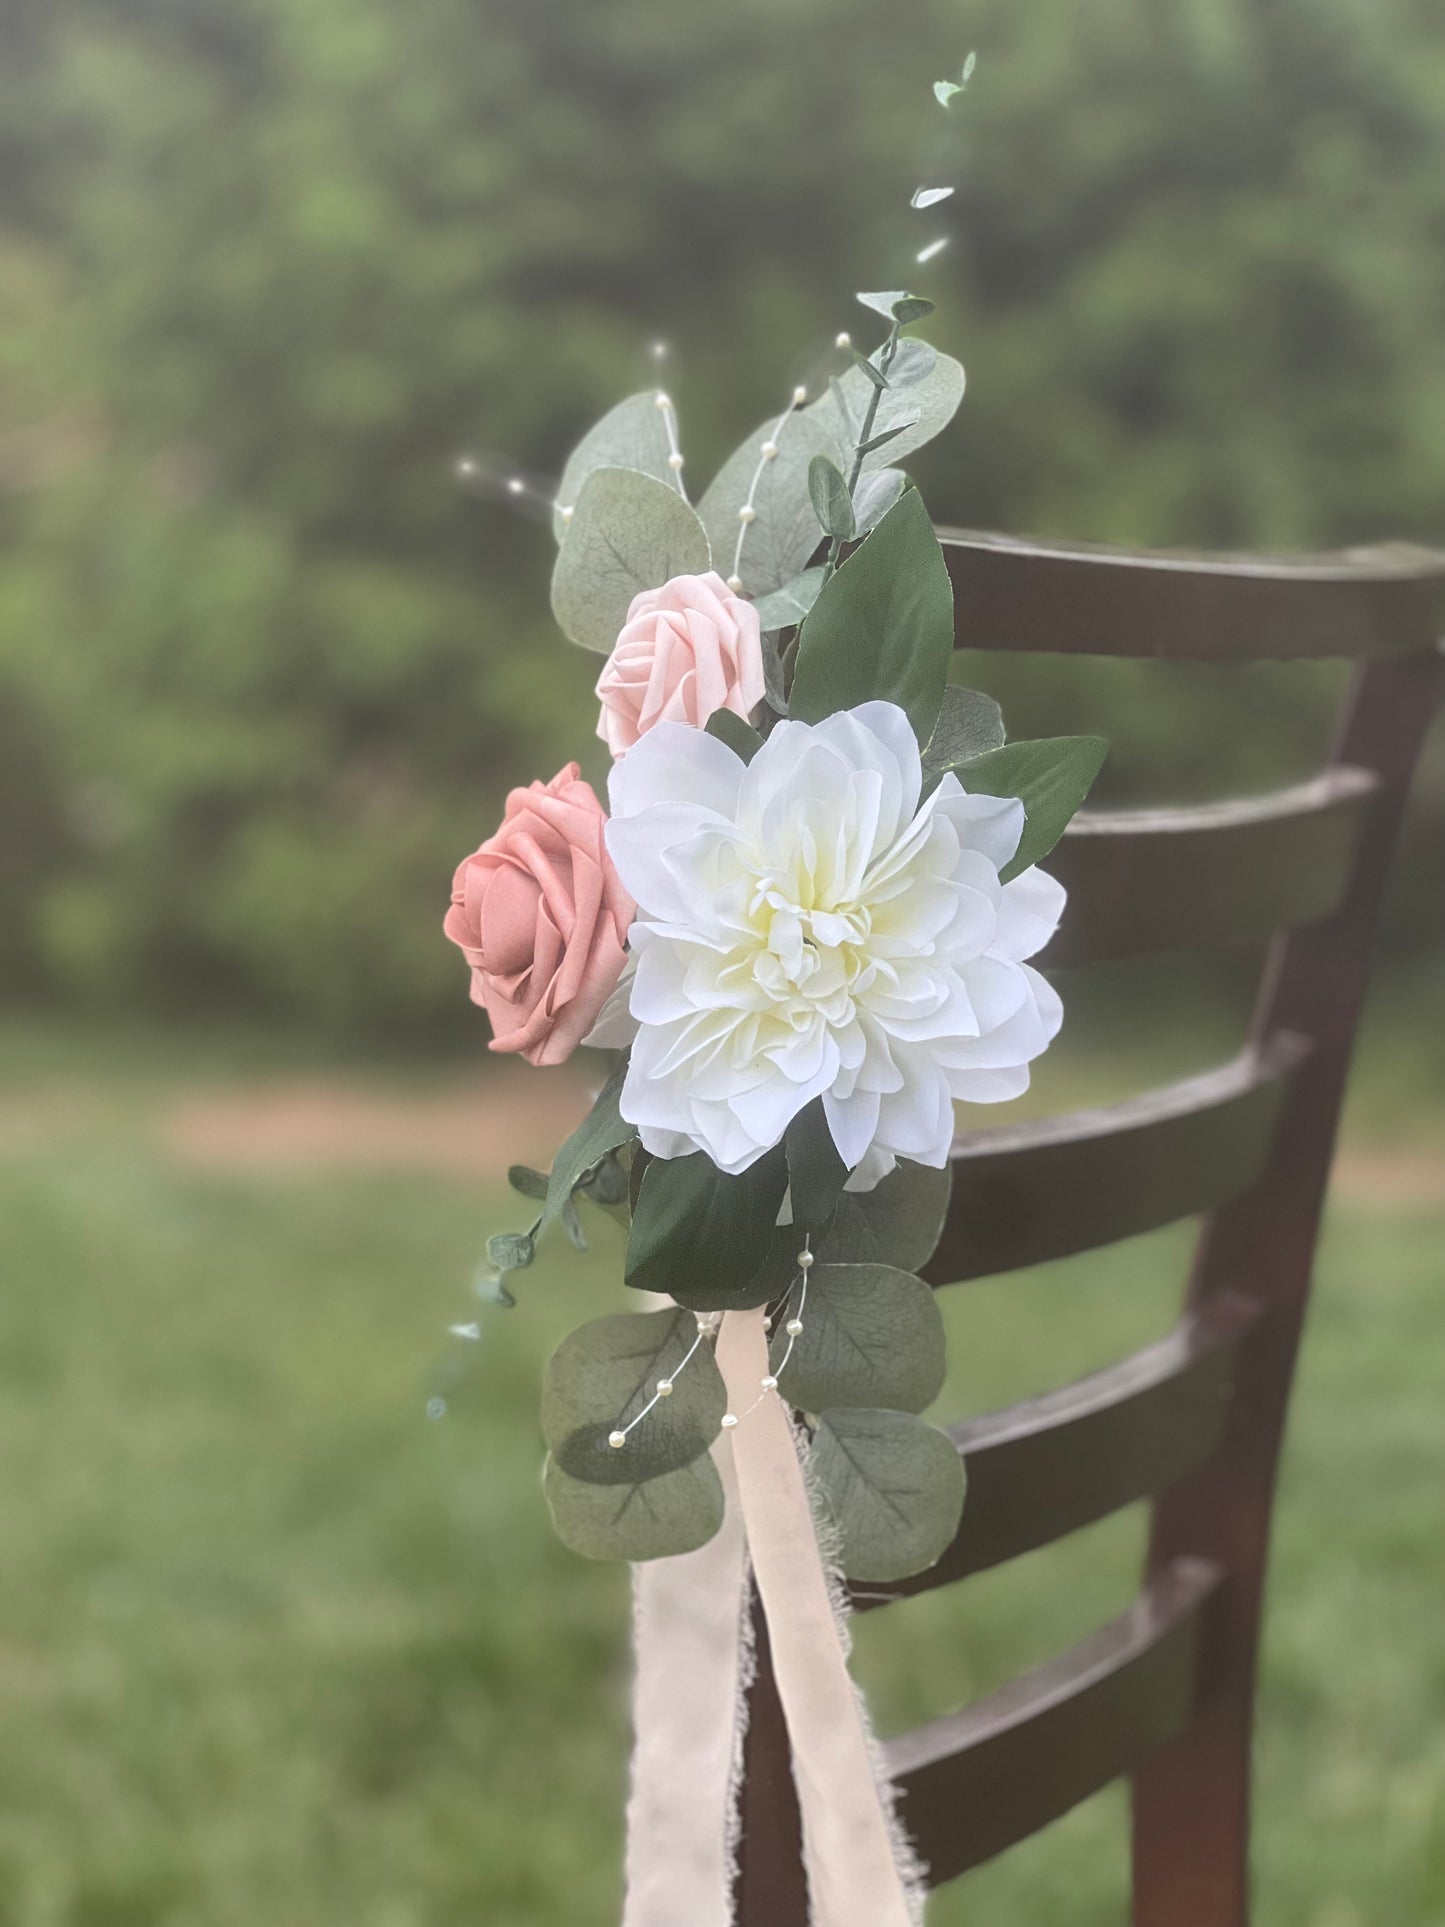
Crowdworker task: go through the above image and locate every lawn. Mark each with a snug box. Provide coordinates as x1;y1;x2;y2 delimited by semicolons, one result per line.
0;1018;1440;1926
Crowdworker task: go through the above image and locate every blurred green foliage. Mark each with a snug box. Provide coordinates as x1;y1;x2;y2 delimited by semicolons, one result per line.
1;0;1442;1037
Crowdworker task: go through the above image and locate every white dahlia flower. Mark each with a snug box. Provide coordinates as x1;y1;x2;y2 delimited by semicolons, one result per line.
600;701;1064;1186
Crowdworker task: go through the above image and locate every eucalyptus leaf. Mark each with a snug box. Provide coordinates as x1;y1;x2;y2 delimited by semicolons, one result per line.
627;1147;789;1311
890;297;936;327
810;1409;965;1581
705;708;764;763
507;1164;549;1202
851;469;906;536
856;420;918;459
743;1158;953;1302
488;1229;535;1271
560;1195;589;1252
807;455;855;541
953;735;1108;880
552;392;680;540
771;1264;945;1414
544;1451;725;1562
807;338;963;474
752;568;826;633
789;488;954;744
697;412;842;598
911;186;955;209
922;685;1006;770
760;629;789;709
542;1305;726;1486
551;468;710;653
785;1099;849;1228
543;1058;634;1235
848;350;890;391
856;290;911;319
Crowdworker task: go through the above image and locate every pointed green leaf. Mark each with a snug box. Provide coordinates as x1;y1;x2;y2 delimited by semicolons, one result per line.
852;469;907;536
544;1451;725;1562
705;708;764;763
543;1058;634;1235
697;412;842;598
923;685;1006;771
849;349;891;390
507;1164;549;1201
789;488;954;743
771;1264;945;1414
542;1306;726;1485
807;339;965;473
856;420;918;459
952;736;1108;880
552;392;680;540
551;468;711;653
807;455;856;541
743;1158;953;1303
785;1099;849;1228
752;567;826;633
810;1409;965;1581
627;1147;790;1311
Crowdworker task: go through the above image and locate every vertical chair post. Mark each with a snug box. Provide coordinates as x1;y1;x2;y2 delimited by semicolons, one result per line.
1131;649;1445;1926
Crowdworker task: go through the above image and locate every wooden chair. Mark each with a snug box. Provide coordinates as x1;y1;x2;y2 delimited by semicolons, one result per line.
734;533;1445;1925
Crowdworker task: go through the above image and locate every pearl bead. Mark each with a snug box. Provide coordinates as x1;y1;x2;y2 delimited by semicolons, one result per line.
654;392;672;410
608;1431;626;1449
559;505;574;524
762;1316;772;1332
785;1319;803;1337
726;575;743;592
761;441;779;460
835;331;852;349
738;504;757;524
796;1249;815;1270
720;1413;739;1430
761;1375;778;1391
667;451;685;470
656;1379;673;1396
792;385;808;405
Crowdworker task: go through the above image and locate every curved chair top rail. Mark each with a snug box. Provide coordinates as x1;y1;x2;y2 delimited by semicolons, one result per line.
923;1031;1311;1286
1045;767;1380;966
885;1557;1223;1885
939;529;1445;661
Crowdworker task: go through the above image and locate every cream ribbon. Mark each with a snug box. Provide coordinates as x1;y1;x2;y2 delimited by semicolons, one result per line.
624;1306;920;1927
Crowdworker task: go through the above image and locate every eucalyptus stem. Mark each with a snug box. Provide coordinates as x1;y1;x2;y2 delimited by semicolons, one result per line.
822;318;902;580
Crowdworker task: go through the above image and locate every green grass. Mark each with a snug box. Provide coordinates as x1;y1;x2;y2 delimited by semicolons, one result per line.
0;1045;1440;1925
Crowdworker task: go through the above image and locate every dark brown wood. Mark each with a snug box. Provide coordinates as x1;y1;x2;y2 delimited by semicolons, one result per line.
887;1559;1222;1884
924;1033;1309;1285
851;1295;1260;1610
942;529;1445;660
1131;645;1445;1926
734;1583;810;1926
1046;768;1380;966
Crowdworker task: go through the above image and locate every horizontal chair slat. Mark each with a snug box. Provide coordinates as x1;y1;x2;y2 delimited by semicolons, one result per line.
886;1558;1222;1886
940;529;1445;661
1045;768;1379;966
924;1032;1310;1285
851;1296;1259;1611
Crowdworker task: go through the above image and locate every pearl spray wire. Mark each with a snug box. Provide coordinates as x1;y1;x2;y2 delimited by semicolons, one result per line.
727;386;810;593
607;1318;710;1450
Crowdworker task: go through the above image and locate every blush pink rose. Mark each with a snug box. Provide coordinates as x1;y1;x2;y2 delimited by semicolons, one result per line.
595;570;766;757
444;765;634;1067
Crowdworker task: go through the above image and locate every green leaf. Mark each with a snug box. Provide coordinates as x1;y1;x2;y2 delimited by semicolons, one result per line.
742;1158;953;1303
810;1409;965;1581
934;79;963;107
891;297;936;326
559;1195;589;1252
543;1058;634;1235
910;187;954;209
771;1264;945;1415
789;488;954;743
705;707;764;763
806;339;965;473
697;412;842;598
807;455;855;541
848;350;890;391
952;736;1108;881
488;1228;536;1271
507;1164;549;1201
552;392;680;540
922;685;1006;771
852;469;906;536
544;1451;725;1562
752;567;826;633
856;290;910;319
576;1148;631;1209
785;1099;849;1228
542;1305;726;1485
551;468;711;653
856;420;918;459
628;1148;789;1311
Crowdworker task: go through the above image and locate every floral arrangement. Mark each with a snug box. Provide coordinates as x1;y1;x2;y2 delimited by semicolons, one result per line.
442;64;1106;1916
445;276;1104;1578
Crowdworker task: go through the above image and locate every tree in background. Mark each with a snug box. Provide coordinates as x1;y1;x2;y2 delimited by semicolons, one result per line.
1;0;1442;1035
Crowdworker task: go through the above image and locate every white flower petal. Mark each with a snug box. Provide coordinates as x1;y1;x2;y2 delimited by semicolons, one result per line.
995;865;1067;961
609;719;746;822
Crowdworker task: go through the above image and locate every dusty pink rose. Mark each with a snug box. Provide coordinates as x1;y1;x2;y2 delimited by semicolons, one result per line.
444;765;634;1067
595;570;766;757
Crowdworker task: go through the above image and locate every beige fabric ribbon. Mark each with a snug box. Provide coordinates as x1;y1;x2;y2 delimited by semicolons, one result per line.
624;1307;921;1927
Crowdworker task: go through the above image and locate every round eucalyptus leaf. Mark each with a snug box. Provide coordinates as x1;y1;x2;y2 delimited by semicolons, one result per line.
771;1264;945;1414
806;338;964;472
551;467;711;653
544;1451;725;1563
551;392;678;540
542;1306;725;1486
810;1409;965;1582
697;411;842;597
